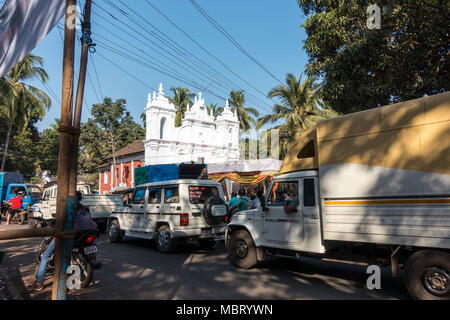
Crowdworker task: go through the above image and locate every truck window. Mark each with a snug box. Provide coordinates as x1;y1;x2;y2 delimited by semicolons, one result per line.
267;181;299;206
148;188;162;204
164;186;179;203
133;188;146;204
27;185;42;199
303;179;316;207
189;186;219;204
122;190;133;206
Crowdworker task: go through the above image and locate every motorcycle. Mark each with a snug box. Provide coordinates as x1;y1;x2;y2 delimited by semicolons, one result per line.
1;201;28;225
34;219;101;289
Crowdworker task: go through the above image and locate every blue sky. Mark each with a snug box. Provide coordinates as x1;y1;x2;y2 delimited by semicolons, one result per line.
19;0;309;131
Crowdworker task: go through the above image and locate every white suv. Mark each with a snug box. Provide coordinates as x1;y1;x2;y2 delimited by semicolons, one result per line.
107;179;228;253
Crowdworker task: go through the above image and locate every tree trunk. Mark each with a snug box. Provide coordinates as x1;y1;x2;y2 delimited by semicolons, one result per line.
1;124;12;171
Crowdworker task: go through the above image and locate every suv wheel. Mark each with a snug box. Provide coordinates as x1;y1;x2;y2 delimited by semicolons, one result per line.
108;220;123;243
156;225;175;253
228;230;257;269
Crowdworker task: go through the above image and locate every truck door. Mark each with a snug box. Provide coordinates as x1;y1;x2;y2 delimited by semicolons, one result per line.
160;185;181;228
143;187;162;234
263;180;304;245
129;187;147;233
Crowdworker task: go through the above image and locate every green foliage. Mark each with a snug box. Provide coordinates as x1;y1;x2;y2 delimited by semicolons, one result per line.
168;87;195;127
297;0;449;114
229;90;259;132
38;120;60;175
0;54;51;175
206;103;224;119
258;73;338;141
79;98;145;174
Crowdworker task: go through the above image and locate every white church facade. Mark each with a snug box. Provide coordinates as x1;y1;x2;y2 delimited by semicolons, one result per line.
144;84;240;166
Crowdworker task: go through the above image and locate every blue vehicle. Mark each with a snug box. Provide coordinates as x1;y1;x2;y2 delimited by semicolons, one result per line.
0;172;43;217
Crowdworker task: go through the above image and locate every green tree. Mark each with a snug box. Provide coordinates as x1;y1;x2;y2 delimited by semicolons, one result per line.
38;120;60;175
297;0;449;114
168;87;195;127
206;103;224;119
257;73;338;141
229;90;259;132
79;98;145;186
0;54;51;170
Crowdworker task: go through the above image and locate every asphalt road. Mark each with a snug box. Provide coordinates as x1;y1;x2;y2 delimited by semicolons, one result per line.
0;222;411;300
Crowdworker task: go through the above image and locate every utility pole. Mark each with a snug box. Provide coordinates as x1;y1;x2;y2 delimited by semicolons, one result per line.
69;0;93;196
52;0;77;300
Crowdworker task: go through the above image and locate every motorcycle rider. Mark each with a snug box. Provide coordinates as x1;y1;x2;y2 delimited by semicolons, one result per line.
5;191;24;225
28;191;99;290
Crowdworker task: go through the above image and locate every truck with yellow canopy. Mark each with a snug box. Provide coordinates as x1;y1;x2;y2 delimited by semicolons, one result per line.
225;92;450;300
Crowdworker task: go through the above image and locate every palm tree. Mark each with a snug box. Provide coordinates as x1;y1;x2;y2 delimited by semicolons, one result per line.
229;90;259;132
206;103;223;119
168;87;195;127
1;54;51;170
257;73;338;141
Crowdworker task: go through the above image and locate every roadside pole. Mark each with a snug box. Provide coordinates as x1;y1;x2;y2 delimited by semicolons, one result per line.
52;0;77;301
69;0;93;196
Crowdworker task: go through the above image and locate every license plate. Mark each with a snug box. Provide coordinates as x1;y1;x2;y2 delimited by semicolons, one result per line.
213;234;225;241
84;246;98;255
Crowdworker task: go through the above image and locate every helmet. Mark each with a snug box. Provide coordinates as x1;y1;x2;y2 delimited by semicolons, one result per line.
18;191;24;195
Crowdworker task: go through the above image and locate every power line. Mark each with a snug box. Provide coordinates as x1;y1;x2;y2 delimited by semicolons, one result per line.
92;1;233;102
143;0;274;112
93;0;273;113
190;0;284;85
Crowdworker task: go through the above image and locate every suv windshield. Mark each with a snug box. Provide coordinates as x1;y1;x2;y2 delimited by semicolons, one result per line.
189;186;219;204
26;185;42;199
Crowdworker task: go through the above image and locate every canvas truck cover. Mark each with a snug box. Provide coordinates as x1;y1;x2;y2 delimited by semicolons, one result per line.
134;163;208;185
279;92;450;248
280;92;450;197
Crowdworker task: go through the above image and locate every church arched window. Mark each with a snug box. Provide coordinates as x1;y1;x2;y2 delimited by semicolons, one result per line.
160;117;166;139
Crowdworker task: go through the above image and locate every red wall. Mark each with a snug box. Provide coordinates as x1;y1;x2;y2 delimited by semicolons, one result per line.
99;160;143;194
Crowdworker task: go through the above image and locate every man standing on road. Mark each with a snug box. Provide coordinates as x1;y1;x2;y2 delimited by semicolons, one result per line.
5;191;24;225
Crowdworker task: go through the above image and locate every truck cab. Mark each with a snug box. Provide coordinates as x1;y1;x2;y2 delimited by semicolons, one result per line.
226;171;325;268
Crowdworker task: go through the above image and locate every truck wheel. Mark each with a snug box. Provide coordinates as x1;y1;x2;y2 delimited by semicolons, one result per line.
108;220;123;243
404;250;450;300
199;239;216;250
156;225;175;253
228;230;257;269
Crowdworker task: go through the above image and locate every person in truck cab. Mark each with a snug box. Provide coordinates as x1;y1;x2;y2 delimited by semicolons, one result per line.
284;194;298;213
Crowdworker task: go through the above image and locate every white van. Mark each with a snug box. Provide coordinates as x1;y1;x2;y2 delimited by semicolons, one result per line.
108;179;228;253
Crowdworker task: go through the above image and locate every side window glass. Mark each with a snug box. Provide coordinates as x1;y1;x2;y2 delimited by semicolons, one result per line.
303;179;316;207
164;186;179;203
267;181;299;206
148;188;162;204
133;189;146;204
123;191;133;206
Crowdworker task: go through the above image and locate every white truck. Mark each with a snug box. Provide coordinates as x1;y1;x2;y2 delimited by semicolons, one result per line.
31;184;122;232
225;92;450;300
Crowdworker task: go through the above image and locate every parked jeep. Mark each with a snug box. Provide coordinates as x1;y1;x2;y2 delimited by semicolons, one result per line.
108;179;228;253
